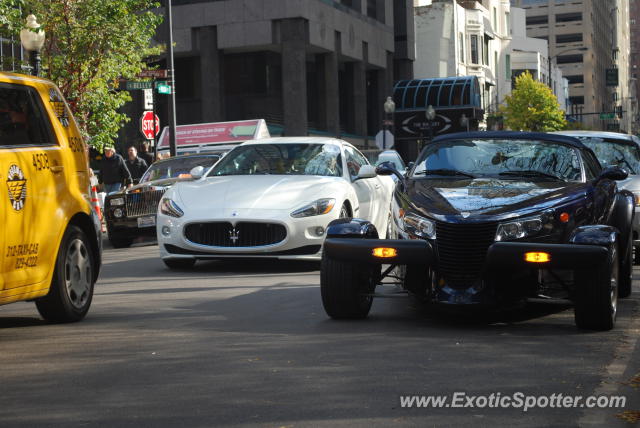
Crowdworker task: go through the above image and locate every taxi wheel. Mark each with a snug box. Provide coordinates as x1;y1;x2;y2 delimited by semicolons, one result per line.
163;258;196;269
36;225;94;323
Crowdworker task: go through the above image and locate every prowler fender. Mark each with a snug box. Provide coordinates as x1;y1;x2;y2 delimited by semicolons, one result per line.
606;190;634;260
569;225;619;248
326;218;380;239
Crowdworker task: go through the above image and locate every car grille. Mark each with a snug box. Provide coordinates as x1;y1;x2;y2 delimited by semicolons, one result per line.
436;221;498;289
125;189;166;217
184;222;287;247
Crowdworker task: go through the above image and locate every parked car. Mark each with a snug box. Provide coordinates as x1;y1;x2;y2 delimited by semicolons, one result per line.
157;137;395;268
553;131;640;263
0;71;102;322
105;152;225;248
321;132;634;331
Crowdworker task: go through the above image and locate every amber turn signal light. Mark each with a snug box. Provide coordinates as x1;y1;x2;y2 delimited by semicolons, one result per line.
372;247;397;258
559;212;570;223
524;252;551;263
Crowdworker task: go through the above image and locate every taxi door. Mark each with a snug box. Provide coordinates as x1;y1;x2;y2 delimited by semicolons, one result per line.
0;81;66;290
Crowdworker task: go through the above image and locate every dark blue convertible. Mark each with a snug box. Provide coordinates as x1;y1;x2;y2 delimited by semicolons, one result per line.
320;132;634;330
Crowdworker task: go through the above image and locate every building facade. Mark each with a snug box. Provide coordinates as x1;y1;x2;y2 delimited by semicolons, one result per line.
510;0;633;132
119;0;415;147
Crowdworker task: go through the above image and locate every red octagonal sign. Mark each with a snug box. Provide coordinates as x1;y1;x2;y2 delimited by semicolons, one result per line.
140;111;160;140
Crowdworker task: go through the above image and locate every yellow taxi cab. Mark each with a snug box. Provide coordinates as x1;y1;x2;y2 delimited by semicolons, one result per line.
0;71;101;322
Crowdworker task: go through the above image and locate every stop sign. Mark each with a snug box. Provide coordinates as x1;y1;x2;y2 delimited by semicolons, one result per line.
140;111;160;140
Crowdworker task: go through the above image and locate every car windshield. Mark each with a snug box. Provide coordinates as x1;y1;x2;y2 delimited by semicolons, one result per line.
574;137;640;175
210;143;343;177
140;155;220;182
412;138;583;181
375;152;406;171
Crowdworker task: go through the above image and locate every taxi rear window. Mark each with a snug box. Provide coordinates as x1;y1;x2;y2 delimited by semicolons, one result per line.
0;83;54;147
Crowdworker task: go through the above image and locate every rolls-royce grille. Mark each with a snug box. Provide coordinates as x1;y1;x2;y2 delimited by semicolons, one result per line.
184;222;287;247
436;221;497;289
125;190;165;217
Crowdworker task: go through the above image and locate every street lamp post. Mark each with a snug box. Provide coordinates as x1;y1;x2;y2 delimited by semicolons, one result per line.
426;105;436;144
383;96;395;150
19;15;45;77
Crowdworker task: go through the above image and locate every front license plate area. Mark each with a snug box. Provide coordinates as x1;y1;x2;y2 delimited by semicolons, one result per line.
137;216;156;228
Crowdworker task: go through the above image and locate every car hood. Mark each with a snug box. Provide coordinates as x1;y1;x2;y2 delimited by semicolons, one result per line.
407;178;587;219
174;175;345;212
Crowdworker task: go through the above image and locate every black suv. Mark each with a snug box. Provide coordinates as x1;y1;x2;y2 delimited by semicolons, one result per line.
320;132;634;331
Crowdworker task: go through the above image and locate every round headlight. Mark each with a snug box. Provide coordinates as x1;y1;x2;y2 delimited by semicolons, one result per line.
113;208;123;218
315;226;325;236
161;226;171;236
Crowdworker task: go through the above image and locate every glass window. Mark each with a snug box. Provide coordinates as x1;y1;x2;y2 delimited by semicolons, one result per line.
141;155;221;182
556;33;583;43
505;54;511;79
470;35;479;64
459;33;465;62
505;12;511;35
556;12;582;22
0;83;54;147
557;54;583;64
526;15;549;25
565;75;584;84
575;137;640;175
412;138;583;182
211;143;343;177
344;145;368;180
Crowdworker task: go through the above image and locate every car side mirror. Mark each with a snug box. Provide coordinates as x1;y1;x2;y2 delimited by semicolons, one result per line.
598;166;628;181
355;164;377;180
189;166;205;180
376;161;405;182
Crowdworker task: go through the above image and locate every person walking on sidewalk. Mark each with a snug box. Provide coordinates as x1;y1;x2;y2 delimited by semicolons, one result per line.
100;146;132;194
138;141;155;166
125;145;149;183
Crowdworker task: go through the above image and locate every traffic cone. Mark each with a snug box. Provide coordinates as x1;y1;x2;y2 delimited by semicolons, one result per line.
90;184;105;232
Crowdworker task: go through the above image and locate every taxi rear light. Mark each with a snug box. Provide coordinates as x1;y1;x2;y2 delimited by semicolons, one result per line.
372;247;397;258
524;252;551;263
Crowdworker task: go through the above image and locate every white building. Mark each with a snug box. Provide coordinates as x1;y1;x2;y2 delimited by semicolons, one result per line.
414;0;567;127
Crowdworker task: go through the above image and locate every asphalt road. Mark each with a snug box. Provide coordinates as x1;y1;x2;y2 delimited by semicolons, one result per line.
1;240;639;427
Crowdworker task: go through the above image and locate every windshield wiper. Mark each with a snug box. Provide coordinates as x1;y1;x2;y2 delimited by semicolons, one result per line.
499;170;566;181
413;169;476;178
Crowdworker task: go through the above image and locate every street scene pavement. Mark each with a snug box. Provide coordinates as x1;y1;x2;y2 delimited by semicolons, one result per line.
1;240;639;427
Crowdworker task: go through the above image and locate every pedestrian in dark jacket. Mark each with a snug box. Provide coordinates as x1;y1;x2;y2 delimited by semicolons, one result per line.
100;147;132;194
138;141;154;166
126;146;149;183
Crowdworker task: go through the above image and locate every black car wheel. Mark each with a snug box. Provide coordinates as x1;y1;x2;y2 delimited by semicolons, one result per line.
163;258;196;269
574;245;618;331
35;225;94;323
619;235;633;299
320;255;378;319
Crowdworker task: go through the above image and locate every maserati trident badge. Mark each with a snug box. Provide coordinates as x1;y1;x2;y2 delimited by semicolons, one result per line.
229;227;240;245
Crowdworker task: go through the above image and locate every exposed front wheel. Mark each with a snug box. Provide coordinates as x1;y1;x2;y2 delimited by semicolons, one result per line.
574;245;618;331
320;255;378;319
35;225;95;323
619;235;633;299
163;258;196;269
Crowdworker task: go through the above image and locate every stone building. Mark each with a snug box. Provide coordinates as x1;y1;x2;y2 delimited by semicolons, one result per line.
510;0;633;132
120;0;415;147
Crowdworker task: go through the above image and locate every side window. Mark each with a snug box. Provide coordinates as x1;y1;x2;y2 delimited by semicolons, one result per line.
582;152;601;180
344;146;366;180
0;83;53;147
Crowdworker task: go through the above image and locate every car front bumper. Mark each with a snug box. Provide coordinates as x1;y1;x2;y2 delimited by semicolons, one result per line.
323;238;610;304
157;211;335;261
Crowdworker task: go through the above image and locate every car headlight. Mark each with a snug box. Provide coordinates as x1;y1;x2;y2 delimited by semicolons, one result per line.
110;197;125;206
495;215;545;242
160;198;184;218
291;198;336;218
402;212;436;239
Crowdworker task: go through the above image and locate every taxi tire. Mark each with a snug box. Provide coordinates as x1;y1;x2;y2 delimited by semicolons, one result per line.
574;245;618;331
163;258;196;269
35;225;94;323
320;255;377;319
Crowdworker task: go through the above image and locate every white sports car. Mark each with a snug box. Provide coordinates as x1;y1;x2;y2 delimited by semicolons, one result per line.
156;137;395;268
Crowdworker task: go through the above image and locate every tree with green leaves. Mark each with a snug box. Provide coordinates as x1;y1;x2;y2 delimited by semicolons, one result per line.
500;71;567;132
1;0;163;151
